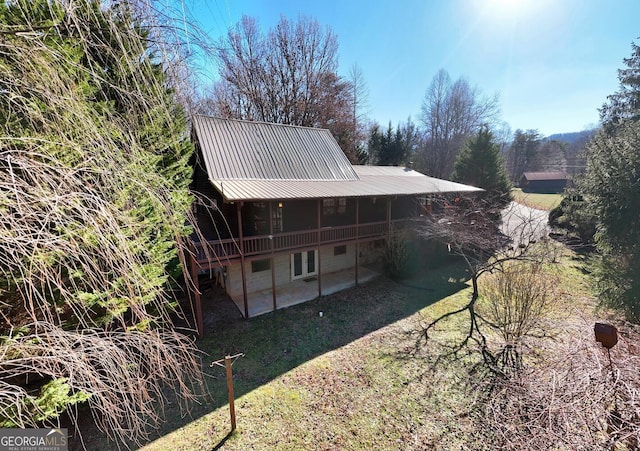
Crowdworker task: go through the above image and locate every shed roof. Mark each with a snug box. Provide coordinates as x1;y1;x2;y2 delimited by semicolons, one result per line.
193;116;482;202
521;171;568;181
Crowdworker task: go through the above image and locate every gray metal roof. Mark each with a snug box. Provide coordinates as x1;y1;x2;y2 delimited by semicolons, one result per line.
193;116;482;202
211;167;482;202
193;115;358;181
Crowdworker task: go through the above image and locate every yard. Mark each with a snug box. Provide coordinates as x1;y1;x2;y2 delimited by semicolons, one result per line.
73;241;640;450
511;188;563;211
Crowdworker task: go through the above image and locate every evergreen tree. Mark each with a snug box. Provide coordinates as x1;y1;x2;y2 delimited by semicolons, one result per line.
579;39;640;321
0;0;201;444
367;120;416;166
600;40;640;129
452;127;512;210
580;121;640;321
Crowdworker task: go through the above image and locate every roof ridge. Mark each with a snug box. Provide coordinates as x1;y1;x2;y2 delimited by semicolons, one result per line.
193;114;331;133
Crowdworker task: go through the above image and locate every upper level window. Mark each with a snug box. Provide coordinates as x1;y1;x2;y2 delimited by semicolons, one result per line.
250;201;283;234
323;198;347;216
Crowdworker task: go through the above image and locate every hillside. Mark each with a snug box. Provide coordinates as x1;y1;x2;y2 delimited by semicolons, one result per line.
547;129;597;144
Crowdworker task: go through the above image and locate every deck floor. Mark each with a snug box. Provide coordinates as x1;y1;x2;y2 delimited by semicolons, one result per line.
230;266;380;317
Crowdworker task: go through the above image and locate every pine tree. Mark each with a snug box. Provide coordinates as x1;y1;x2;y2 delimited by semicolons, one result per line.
367;120;415;166
579;39;640;321
452;126;512;210
600;40;640;129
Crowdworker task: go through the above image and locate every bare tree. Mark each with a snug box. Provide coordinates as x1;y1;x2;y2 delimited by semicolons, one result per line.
474;322;640;449
209;15;358;160
418;69;500;178
410;198;639;448
505;129;541;183
348;64;370;160
492;120;513;154
414;198;558;374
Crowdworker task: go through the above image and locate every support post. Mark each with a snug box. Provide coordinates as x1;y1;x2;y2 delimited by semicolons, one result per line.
386;197;392;236
237;202;248;318
211;353;244;434
225;356;236;431
317;199;322;297
269;201;276;312
355;198;359;286
189;250;203;337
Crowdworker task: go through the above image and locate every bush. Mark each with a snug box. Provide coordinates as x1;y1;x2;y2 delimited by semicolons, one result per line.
480;260;558;372
382;229;421;280
548;194;596;244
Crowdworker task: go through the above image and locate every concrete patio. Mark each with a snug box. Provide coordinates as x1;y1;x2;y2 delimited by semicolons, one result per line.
230;265;380;317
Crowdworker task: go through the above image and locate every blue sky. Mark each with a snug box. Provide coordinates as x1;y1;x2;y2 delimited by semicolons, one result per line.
185;0;640;136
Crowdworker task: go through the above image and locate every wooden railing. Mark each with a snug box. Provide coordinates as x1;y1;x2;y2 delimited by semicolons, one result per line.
193;220;410;266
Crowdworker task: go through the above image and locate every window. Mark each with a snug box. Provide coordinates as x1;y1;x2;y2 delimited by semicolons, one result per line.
323;198;347;216
272;202;283;233
251;202;268;235
251;259;271;273
250;202;283;234
334;245;347;256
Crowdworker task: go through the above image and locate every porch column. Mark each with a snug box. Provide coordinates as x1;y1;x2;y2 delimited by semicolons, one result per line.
269;201;277;312
317;199;322;297
386;197;392;235
355;198;359;286
237;202;248;318
189;248;203;337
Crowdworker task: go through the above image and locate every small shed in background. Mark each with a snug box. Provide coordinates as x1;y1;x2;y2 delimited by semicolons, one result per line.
520;171;568;194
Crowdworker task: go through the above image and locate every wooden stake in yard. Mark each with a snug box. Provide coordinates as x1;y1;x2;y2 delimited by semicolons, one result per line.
211;353;244;432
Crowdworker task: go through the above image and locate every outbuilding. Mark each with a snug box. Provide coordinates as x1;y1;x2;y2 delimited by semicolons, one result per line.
520;171;568;194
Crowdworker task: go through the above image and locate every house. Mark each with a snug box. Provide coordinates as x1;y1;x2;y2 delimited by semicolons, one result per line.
519;171;568;194
188;116;481;334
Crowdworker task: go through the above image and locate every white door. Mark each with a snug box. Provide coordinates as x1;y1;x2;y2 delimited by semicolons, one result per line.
291;250;318;280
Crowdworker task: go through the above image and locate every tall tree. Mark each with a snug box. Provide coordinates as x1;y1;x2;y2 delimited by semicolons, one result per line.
367;118;419;166
0;0;203;444
531;139;568;172
578;39;640;321
418;69;500;178
600;40;640;129
452;127;512;210
348;64;370;163
211;15;358;161
506;129;542;183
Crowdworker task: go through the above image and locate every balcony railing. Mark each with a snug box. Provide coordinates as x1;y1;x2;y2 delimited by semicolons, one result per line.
193;219;410;266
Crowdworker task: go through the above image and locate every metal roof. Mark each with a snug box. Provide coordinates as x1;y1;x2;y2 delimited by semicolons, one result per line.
193;115;358;181
193;116;482;202
522;171;568;181
211;167;481;202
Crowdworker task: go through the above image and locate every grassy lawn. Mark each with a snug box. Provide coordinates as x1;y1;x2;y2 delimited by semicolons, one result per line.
130;249;595;450
138;264;475;450
75;247;604;450
511;188;563;211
